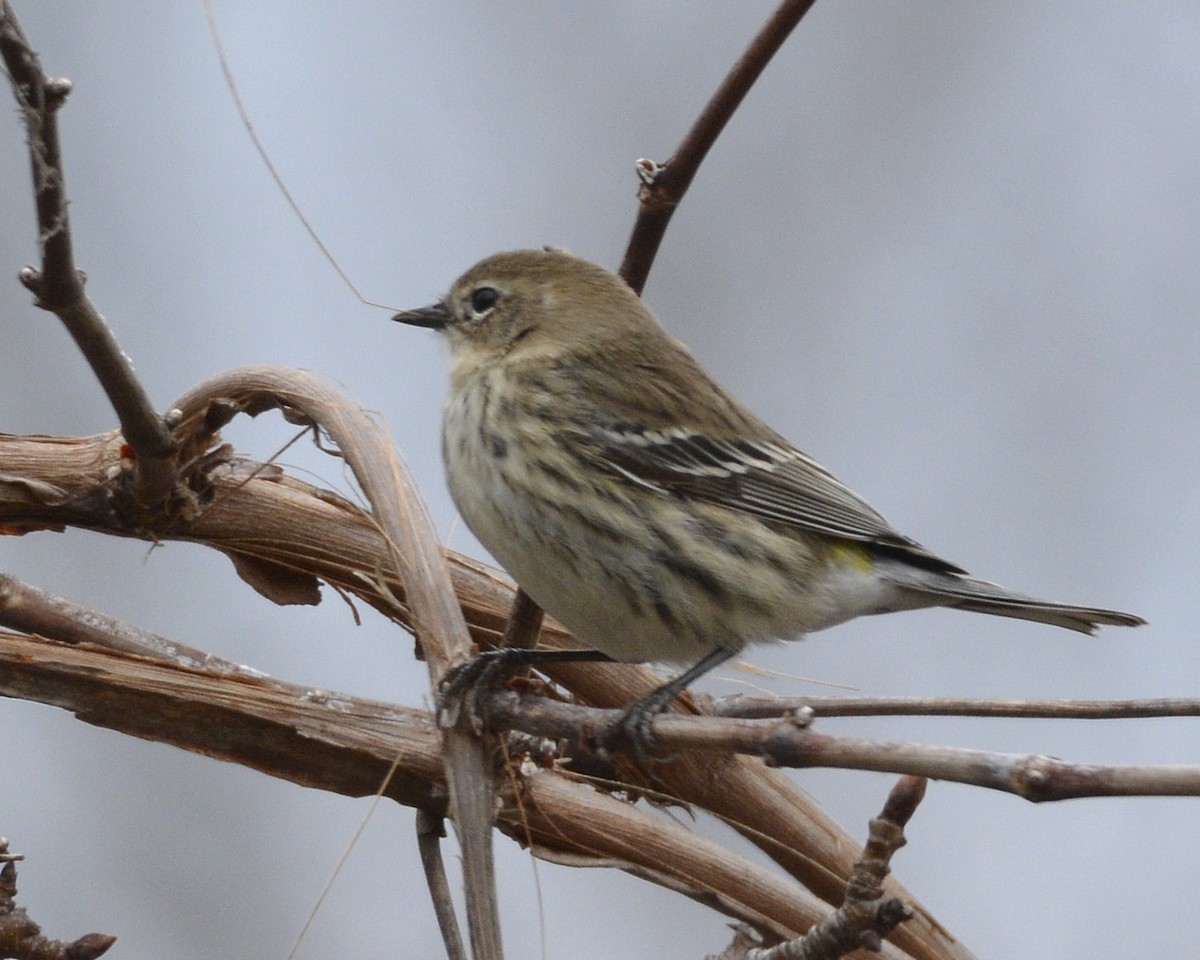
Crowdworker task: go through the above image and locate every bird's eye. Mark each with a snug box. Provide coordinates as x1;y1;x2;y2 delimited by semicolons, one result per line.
469;287;498;316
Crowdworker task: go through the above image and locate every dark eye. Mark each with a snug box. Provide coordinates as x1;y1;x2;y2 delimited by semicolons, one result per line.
470;286;498;315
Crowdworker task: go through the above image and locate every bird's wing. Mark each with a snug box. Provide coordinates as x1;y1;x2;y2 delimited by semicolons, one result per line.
584;423;965;572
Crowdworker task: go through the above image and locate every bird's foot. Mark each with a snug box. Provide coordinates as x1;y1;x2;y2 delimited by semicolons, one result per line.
438;646;613;727
437;648;529;728
600;684;684;777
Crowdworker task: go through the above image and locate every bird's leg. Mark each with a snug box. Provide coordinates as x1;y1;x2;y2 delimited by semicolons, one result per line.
437;647;613;725
607;646;737;771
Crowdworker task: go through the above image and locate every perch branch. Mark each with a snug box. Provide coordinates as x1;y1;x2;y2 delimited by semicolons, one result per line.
481;689;1200;801
0;631;911;954
715;695;1200;721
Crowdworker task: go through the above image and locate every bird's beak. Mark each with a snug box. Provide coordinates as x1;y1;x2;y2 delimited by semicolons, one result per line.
392;301;451;330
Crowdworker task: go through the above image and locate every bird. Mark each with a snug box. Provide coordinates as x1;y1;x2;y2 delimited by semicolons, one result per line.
393;248;1144;746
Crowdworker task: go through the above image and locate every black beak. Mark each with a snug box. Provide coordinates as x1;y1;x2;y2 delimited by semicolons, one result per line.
392;301;451;330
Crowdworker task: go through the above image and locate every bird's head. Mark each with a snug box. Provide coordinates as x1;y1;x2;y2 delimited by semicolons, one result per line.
393;249;655;375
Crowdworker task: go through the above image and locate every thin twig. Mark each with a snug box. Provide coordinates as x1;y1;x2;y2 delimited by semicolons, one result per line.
489;587;548;691
715;694;1200;721
416;810;469;960
745;777;923;960
618;0;818;293
0;2;175;501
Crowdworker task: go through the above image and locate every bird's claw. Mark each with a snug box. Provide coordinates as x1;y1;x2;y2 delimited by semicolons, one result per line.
437;648;517;728
601;698;681;780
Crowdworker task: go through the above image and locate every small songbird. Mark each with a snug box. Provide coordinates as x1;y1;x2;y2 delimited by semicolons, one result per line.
394;249;1144;732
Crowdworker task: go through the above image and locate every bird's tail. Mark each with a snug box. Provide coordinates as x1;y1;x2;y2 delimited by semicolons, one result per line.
879;563;1146;635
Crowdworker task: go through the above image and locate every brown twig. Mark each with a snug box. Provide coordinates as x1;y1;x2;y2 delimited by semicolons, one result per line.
715;694;1200;721
0;2;175;502
416;811;469;960
618;0;819;293
481;689;1200;801
495;587;547;686
743;778;923;960
0;630;446;807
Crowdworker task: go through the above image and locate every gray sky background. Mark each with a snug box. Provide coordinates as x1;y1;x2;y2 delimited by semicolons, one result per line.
2;4;1198;958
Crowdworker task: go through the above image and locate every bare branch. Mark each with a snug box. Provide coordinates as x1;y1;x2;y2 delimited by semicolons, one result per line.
0;630;445;806
0;2;175;501
416;811;469;960
481;689;1200;801
618;0;819;293
0;627;970;959
715;694;1200;721
741;778;923;960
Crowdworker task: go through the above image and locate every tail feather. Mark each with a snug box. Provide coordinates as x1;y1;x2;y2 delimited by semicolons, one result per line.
879;564;1146;636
